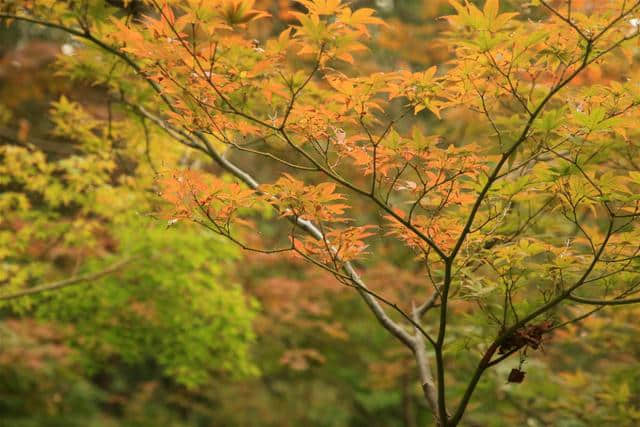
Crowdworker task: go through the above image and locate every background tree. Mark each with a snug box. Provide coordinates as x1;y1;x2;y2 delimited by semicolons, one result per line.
3;0;640;426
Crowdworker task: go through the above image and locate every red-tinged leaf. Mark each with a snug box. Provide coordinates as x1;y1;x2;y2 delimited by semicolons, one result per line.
161;3;175;26
336;52;355;64
247;59;273;77
297;44;316;57
279;27;293;46
316;182;337;195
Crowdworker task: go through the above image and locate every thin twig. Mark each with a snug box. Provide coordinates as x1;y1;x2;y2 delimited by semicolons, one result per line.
0;257;135;301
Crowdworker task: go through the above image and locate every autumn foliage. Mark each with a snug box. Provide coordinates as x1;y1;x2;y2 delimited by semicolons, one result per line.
4;0;640;425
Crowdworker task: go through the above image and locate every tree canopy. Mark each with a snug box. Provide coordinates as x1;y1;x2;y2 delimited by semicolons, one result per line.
3;0;640;426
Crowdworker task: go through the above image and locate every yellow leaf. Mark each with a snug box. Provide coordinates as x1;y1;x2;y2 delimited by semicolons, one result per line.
448;0;467;16
483;0;499;20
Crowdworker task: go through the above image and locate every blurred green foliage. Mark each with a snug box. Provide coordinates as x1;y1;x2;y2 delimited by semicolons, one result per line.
2;1;640;426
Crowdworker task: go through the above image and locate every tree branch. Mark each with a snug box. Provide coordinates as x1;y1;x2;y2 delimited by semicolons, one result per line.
126;105;421;349
567;294;640;306
0;257;134;301
412;303;440;424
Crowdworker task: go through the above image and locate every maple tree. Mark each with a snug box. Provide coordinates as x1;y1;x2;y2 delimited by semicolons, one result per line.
4;0;640;425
